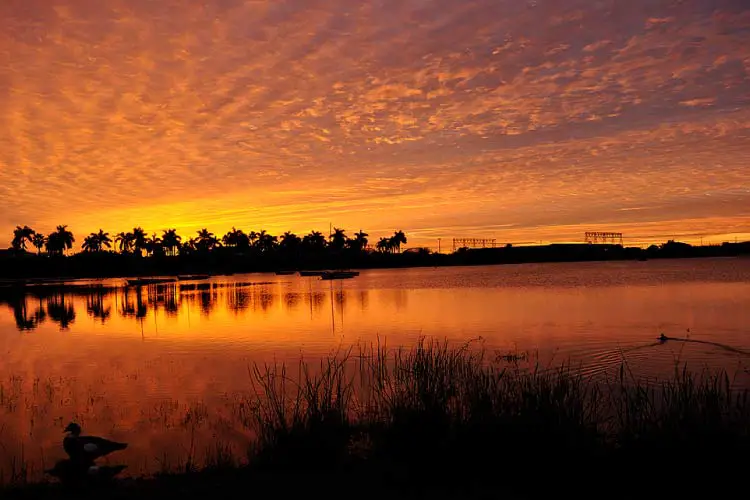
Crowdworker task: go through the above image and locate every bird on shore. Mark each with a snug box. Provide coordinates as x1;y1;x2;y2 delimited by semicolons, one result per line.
63;422;128;462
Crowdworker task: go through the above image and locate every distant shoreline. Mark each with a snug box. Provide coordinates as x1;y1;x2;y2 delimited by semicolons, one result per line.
1;241;748;281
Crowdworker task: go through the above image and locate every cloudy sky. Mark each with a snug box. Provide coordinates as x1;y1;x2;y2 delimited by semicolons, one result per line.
1;0;749;249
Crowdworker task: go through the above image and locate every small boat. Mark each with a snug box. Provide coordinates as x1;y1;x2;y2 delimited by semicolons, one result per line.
125;277;176;287
275;270;297;275
177;274;210;281
320;271;360;280
299;270;326;277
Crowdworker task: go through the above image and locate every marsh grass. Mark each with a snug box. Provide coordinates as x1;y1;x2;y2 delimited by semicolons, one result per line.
2;339;749;498
242;339;750;495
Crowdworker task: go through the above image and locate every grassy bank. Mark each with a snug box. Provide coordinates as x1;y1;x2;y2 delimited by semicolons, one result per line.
3;340;750;499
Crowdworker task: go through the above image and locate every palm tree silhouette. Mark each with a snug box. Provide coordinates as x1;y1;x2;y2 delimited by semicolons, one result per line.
256;230;277;253
82;234;99;252
11;226;35;251
115;232;134;253
46;225;75;255
390;230;407;253
161;229;182;256
329;227;347;251
132;227;148;256
376;237;393;253
97;230;112;251
280;232;302;252
146;233;163;256
31;233;46;255
348;230;369;251
196;229;219;252
303;231;327;252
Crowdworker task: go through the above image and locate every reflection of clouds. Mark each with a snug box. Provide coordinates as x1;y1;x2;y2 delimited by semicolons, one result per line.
0;0;748;246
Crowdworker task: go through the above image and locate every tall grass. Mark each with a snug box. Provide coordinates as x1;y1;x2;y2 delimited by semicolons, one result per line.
242;339;750;494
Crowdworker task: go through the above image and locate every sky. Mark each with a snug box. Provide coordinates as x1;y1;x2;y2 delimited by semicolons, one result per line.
1;0;749;250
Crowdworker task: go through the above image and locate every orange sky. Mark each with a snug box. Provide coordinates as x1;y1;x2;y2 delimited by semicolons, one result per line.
1;0;749;249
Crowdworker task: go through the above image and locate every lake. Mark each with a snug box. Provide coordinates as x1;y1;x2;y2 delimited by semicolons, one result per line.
1;258;749;481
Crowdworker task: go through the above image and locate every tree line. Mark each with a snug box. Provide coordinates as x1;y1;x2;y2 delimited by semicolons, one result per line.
10;225;408;257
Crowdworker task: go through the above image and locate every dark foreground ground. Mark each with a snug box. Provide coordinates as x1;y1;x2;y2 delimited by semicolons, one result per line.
2;341;749;499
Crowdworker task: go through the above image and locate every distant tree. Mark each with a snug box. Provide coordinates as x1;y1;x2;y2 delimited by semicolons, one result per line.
115;232;132;253
256;230;277;253
376;237;393;253
146;233;163;256
161;229;182;256
389;230;407;253
347;230;369;251
132;227;148;256
222;227;249;249
11;225;35;251
196;229;219;252
303;231;327;252
31;233;46;255
97;230;112;251
46;225;75;256
82;234;100;252
280;232;302;252
329;227;347;251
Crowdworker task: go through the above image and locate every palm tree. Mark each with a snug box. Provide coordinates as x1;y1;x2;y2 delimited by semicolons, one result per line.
46;225;75;255
11;226;35;251
132;227;148;256
376;237;393;253
222;227;250;249
82;233;100;252
97;230;112;251
303;231;327;252
146;233;163;256
196;229;219;252
248;231;259;247
329;227;347;251
31;233;46;255
348;230;369;251
280;232;301;252
115;232;134;253
161;229;182;256
390;230;407;253
256;230;277;253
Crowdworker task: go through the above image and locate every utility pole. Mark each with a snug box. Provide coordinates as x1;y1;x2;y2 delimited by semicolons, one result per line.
437;238;441;253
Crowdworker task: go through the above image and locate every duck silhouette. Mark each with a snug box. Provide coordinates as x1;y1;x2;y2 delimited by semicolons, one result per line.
63;423;128;462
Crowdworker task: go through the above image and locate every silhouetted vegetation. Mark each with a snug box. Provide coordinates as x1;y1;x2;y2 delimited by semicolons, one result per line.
1;225;749;279
1;341;748;499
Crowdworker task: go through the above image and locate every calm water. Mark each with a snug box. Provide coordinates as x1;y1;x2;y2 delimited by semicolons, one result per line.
1;258;749;480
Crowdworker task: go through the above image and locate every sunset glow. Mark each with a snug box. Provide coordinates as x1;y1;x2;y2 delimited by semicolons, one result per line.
1;0;749;248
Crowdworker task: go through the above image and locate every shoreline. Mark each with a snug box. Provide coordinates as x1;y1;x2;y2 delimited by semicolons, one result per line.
1;241;748;281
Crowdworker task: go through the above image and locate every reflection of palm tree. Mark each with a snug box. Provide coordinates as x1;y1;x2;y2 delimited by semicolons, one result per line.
47;295;76;330
161;229;181;256
10;297;37;330
32;233;47;255
86;294;111;323
12;225;35;251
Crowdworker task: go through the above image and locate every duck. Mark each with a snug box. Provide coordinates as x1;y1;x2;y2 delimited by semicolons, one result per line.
63;422;128;462
45;459;127;484
658;333;668;342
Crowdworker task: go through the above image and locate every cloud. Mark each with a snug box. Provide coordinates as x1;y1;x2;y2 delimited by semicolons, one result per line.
0;0;748;248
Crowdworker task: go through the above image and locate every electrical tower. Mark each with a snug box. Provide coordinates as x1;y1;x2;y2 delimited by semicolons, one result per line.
584;232;623;245
452;238;497;252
